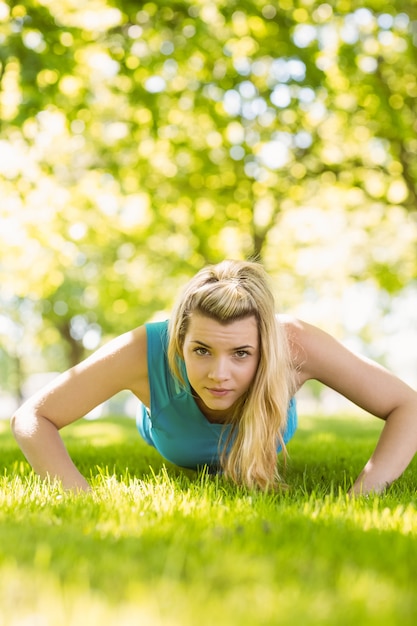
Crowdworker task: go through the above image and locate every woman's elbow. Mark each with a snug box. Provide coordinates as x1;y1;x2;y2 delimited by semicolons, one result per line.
11;407;38;442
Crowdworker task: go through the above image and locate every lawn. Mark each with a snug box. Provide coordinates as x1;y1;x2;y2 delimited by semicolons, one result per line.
1;412;417;626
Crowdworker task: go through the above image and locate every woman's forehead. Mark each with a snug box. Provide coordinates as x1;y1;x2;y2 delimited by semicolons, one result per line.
185;313;259;346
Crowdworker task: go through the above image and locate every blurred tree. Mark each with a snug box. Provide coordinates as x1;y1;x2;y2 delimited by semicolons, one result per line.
0;0;416;396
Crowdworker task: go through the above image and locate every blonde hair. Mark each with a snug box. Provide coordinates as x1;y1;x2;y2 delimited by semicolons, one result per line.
167;260;295;491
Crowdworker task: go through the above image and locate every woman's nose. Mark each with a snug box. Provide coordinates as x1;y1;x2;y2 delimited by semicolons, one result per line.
208;358;230;381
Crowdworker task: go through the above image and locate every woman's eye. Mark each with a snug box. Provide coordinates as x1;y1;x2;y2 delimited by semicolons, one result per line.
235;350;249;359
194;347;209;356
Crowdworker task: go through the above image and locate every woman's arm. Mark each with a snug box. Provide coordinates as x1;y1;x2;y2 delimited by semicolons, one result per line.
11;326;149;491
284;317;417;495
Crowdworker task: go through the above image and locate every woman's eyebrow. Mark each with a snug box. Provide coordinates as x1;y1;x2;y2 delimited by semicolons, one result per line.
190;340;212;348
190;340;255;350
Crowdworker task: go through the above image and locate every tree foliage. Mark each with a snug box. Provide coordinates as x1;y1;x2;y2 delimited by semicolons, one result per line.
1;0;416;393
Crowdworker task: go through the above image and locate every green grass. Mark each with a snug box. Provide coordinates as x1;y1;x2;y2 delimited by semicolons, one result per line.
1;413;417;626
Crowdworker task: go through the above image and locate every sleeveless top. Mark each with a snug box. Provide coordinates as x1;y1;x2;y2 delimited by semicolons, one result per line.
136;320;297;469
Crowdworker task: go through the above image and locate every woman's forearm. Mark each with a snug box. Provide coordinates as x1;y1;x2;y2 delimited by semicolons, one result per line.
351;402;417;495
11;412;90;491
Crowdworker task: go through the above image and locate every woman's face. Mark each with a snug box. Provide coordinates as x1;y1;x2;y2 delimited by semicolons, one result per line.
182;313;260;417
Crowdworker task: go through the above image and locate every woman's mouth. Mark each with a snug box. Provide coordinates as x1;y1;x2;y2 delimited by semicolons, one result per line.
206;388;231;397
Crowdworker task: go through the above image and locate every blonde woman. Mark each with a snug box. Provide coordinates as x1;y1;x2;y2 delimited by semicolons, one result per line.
11;260;417;494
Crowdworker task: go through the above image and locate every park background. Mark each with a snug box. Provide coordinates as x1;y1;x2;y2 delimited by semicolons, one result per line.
2;2;417;626
1;0;417;416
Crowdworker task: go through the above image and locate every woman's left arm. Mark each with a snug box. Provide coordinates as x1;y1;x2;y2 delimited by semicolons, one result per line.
286;317;417;495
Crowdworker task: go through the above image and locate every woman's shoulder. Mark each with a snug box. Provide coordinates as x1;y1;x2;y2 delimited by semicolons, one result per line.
277;315;342;386
144;319;170;358
277;314;308;352
145;319;169;341
277;313;303;332
277;315;308;382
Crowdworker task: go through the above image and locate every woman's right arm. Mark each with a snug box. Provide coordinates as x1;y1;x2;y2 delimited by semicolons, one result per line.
11;326;149;491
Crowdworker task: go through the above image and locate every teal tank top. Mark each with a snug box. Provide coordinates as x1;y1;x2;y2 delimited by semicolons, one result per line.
136;320;297;469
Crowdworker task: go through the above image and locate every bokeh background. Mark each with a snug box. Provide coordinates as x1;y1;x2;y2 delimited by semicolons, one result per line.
1;0;417;416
